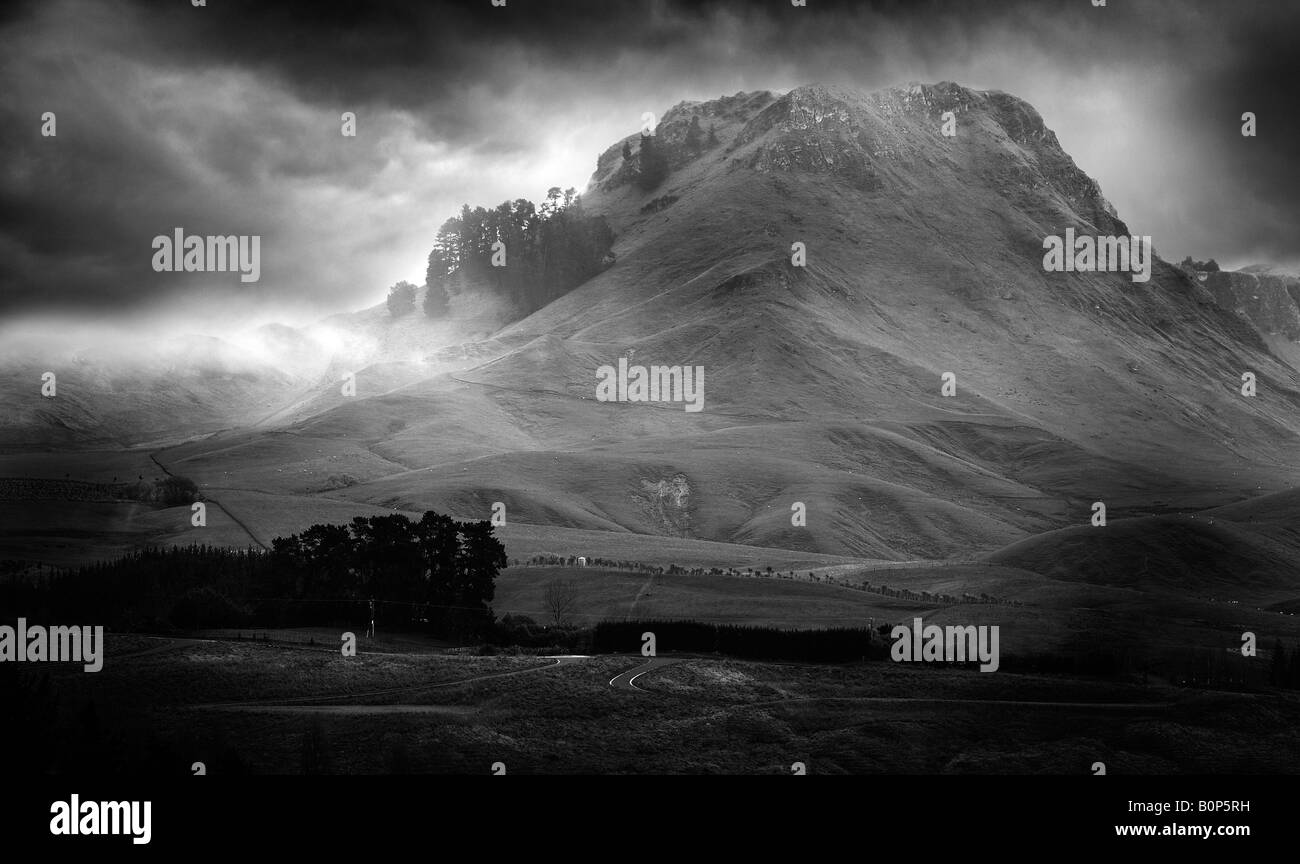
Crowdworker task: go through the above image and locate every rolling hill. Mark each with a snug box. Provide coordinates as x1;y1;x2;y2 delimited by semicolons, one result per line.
4;81;1300;618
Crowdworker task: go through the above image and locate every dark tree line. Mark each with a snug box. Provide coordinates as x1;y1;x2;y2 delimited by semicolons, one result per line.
0;511;506;639
268;512;504;634
423;188;614;318
520;555;1020;606
523;554;664;573
0;475;197;508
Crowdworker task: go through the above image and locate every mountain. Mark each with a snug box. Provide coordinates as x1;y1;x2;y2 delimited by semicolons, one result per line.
345;80;1297;555
0;333;304;450
1180;260;1300;371
5;83;1300;597
0;282;520;449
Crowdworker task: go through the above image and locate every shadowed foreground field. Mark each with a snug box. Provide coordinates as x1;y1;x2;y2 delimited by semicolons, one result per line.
12;634;1300;775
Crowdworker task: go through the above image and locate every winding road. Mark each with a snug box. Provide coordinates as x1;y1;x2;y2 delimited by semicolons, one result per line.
607;656;681;692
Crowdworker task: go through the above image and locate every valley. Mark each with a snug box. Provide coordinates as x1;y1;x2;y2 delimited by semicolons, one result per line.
4;80;1300;774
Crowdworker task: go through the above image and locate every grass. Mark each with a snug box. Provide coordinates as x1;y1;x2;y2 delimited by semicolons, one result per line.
493;565;928;627
72;639;552;709
22;632;1300;775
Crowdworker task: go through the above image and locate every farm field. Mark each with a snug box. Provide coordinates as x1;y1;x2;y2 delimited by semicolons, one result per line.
11;633;1300;775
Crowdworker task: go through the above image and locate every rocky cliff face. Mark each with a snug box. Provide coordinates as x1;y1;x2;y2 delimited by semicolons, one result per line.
1188;264;1300;342
593;82;1125;236
78;81;1300;561
592;90;777;192
540;80;1300;508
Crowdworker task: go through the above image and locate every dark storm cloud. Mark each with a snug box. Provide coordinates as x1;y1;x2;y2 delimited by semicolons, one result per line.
1172;1;1300;268
1;0;1297;330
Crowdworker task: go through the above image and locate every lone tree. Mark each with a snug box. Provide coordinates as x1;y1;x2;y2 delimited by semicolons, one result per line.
386;280;417;317
637;133;669;190
706;123;719;147
622;140;632;161
544;578;580;627
156;475;198;506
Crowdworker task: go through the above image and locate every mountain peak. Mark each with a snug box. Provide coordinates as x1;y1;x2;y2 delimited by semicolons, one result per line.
588;82;1087;212
736;80;1059;156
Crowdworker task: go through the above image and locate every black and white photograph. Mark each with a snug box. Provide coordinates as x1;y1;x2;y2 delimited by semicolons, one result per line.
0;0;1296;843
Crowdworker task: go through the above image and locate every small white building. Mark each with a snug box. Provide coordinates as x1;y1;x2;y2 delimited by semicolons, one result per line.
577;557;587;567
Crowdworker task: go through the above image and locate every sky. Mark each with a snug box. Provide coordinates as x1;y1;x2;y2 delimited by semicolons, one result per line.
1;0;1297;341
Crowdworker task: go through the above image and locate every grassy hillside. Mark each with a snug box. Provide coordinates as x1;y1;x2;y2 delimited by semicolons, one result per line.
4;82;1300;629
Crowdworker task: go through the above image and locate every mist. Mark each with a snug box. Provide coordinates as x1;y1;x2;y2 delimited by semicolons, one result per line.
2;0;1298;355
